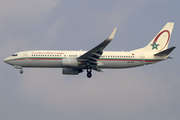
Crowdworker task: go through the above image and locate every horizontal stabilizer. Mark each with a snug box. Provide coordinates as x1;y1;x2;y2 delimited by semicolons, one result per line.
167;56;173;59
154;47;176;56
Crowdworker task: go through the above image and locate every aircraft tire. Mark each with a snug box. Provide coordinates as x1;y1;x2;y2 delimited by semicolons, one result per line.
87;72;92;78
20;70;23;74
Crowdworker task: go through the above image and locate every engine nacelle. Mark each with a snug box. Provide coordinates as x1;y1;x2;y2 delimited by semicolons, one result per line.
62;68;83;75
61;58;78;67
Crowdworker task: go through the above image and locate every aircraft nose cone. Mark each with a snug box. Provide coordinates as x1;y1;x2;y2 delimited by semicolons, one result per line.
4;57;9;64
4;58;7;63
4;57;14;66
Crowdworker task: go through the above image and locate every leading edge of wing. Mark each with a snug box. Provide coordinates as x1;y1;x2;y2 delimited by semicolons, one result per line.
79;28;117;60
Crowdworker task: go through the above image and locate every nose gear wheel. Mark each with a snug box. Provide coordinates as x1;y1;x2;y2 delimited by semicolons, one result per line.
20;69;23;74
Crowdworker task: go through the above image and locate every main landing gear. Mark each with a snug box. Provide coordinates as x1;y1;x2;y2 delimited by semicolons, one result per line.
86;66;92;78
20;69;23;74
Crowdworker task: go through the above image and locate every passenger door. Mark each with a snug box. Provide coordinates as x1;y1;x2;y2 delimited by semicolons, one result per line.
23;52;29;66
140;53;144;62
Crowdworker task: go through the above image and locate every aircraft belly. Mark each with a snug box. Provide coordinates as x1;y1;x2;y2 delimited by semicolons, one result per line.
101;61;144;68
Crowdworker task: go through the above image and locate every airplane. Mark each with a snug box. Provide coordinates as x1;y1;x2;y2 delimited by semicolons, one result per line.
4;22;176;78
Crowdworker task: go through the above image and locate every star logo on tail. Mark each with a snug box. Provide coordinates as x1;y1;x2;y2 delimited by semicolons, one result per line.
151;42;160;50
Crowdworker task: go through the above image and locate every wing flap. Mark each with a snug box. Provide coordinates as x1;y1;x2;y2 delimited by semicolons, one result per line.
92;52;102;57
89;56;99;61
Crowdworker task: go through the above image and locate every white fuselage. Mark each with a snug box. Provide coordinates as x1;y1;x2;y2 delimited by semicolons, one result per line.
4;50;166;69
3;23;174;78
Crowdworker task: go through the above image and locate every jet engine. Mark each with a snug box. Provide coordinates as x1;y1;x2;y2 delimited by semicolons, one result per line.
62;68;83;75
61;58;79;67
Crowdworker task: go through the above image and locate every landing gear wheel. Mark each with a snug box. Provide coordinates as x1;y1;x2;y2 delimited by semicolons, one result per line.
86;66;92;78
87;66;92;72
20;70;23;74
87;72;92;78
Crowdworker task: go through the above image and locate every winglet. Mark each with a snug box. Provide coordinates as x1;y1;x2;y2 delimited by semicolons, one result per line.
107;28;117;40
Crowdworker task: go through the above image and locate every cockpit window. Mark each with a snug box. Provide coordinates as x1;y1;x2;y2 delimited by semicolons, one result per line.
12;54;18;56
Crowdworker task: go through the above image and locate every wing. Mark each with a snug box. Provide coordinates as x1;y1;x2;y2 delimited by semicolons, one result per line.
78;28;117;67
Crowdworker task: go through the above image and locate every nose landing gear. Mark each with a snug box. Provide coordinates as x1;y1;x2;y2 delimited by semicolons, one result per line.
20;69;23;74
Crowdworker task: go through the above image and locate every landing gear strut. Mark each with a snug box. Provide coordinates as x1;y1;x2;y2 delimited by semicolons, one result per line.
86;66;92;78
20;69;23;74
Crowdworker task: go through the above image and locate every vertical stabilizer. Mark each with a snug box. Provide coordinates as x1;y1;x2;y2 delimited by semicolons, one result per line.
131;22;174;53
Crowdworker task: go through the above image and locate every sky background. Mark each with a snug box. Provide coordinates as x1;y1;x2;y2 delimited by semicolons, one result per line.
0;0;180;120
